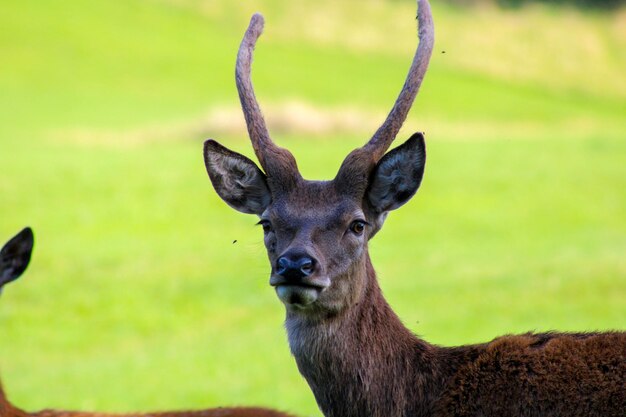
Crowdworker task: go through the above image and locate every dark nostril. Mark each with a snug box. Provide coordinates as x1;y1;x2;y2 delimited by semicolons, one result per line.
276;257;290;276
299;258;314;275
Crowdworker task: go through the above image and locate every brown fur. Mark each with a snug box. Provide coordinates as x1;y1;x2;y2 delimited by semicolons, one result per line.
1;383;292;417
437;332;626;416
0;400;294;417
29;409;295;417
1;397;294;417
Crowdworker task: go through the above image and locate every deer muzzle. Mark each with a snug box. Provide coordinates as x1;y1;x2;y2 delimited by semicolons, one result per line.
270;253;330;307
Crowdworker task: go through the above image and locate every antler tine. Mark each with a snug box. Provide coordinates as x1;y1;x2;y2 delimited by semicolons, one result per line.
236;14;300;188
364;0;434;161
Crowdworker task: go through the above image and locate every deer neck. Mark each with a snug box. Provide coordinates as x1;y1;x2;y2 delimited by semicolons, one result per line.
284;254;442;417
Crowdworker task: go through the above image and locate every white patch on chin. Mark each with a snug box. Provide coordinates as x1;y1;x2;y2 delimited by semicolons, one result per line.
276;285;319;307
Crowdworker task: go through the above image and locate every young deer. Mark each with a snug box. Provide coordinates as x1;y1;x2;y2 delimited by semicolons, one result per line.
202;0;626;416
0;228;295;417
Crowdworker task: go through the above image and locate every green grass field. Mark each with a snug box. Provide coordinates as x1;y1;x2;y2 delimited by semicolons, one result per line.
0;0;624;415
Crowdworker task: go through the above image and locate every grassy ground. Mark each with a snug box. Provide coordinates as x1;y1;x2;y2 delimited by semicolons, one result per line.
0;0;624;416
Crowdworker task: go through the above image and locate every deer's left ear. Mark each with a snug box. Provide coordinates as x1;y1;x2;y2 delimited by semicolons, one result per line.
366;132;426;214
204;140;271;215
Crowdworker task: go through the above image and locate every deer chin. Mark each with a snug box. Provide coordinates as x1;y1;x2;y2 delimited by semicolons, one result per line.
275;285;321;308
271;276;331;308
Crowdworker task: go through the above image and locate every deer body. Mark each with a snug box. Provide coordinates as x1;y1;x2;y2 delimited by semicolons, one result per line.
27;409;293;417
0;228;295;417
203;0;626;416
3;398;291;417
286;256;625;417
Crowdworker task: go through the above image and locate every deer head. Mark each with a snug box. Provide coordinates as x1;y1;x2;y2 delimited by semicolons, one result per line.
204;0;433;319
0;227;34;295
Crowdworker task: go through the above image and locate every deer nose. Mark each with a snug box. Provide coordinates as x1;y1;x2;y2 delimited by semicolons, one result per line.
276;254;316;281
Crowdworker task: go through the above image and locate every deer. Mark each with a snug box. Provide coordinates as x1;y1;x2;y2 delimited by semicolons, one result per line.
0;228;296;417
202;0;626;416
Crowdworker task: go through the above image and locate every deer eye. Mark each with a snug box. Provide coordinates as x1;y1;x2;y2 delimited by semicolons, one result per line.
257;220;273;234
349;220;367;236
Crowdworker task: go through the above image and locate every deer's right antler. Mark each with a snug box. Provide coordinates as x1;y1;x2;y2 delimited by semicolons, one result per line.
236;14;301;192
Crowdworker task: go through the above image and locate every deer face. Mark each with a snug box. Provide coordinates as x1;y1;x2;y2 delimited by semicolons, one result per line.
204;1;433;316
260;183;368;314
205;134;425;316
0;227;34;295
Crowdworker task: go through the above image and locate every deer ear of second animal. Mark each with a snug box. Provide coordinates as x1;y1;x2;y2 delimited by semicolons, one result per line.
0;227;34;293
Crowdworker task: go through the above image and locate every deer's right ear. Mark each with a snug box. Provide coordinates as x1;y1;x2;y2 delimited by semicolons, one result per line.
203;140;271;215
0;227;34;290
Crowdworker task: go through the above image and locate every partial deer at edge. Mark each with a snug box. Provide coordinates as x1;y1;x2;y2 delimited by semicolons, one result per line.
202;1;626;416
0;228;296;417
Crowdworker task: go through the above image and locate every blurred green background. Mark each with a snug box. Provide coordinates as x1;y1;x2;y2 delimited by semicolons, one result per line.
0;0;624;415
